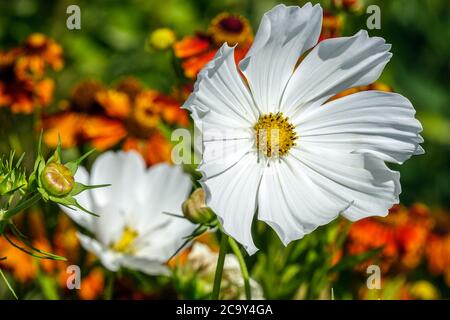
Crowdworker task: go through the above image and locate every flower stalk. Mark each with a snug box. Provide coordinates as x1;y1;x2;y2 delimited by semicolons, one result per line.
228;236;251;300
211;229;228;300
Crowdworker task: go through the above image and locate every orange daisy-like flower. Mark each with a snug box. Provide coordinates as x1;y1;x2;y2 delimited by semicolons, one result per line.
330;81;393;101
319;12;343;42
424;209;450;286
78;268;105;300
332;0;364;13
174;10;346;80
0;236;38;283
123;131;173;166
208;13;253;47
0;33;63;114
42;78;188;166
346;203;433;272
174;13;253;79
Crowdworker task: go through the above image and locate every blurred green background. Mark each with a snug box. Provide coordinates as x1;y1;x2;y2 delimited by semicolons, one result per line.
1;0;449;208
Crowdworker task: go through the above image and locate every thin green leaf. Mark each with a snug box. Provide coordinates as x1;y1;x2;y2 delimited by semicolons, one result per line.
0;268;18;300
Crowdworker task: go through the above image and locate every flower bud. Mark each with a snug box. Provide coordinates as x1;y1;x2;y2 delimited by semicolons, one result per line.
40;162;74;196
148;28;176;51
182;188;215;224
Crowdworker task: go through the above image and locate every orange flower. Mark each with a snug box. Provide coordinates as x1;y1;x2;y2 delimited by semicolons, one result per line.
181;50;217;79
96;89;131;119
123;131;173;166
333;0;363;13
174;13;253;79
346;203;433;272
23;33;64;74
0;33;63;113
0;236;37;282
319;12;343;42
81;115;127;150
174;35;211;59
424;210;450;286
330;81;393;101
78;268;105;300
43;112;83;148
133;90;163;130
42;77;188;165
208;13;253;47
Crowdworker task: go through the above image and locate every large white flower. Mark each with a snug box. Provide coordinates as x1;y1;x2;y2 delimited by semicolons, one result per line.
184;3;423;254
61;151;196;275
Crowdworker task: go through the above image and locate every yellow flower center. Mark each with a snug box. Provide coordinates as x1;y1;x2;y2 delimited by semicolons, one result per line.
254;112;297;157
111;226;139;255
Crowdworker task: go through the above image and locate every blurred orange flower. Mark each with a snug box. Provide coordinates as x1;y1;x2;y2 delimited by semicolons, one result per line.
174;13;253;79
0;33;63;114
42;77;188;166
174;10;346;80
333;0;364;13
78;268;105;300
346;203;433;272
320;12;343;42
424;210;450;286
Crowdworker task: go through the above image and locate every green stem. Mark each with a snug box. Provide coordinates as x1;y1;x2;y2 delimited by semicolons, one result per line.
211;230;228;300
228;237;251;300
3;193;41;221
104;272;115;300
0;193;41;235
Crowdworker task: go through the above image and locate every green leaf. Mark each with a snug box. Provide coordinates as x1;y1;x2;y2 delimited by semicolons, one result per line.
0;268;18;300
329;247;381;273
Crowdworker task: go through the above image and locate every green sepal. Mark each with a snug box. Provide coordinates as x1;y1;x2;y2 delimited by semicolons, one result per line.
69;182;110;197
65;149;96;175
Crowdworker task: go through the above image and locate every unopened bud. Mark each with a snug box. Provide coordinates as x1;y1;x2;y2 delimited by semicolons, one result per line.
182;188;215;224
148;28;176;51
41;162;74;196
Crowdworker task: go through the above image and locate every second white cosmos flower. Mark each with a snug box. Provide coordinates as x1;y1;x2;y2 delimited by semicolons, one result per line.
184;3;423;254
61;151;196;275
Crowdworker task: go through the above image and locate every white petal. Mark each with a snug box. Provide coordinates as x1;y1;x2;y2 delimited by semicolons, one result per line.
258;161;322;246
132;164;196;261
199;138;254;179
290;145;401;222
281;30;392;117
120;257;170;276
183;44;258;126
296;91;423;164
136;218;195;261
201;153;263;255
134;164;193;233
59;166;94;231
259;144;402;245
77;232;121;272
239;3;322;113
90;151;146;210
93;202;127;247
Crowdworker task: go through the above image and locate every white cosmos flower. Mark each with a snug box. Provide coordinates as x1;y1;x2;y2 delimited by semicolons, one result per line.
183;3;424;254
61;151;196;275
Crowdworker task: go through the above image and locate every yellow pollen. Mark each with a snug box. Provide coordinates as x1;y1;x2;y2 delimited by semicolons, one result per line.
110;226;139;255
254;112;297;157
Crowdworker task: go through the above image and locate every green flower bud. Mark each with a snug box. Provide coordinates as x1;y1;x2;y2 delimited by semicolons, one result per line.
40;162;74;197
182;188;215;224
